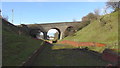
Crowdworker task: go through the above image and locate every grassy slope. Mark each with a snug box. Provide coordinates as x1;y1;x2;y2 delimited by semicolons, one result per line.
0;19;2;66
3;21;45;66
0;23;1;35
62;11;118;51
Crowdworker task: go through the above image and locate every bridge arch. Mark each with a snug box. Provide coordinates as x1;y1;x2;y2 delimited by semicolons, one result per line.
27;21;82;40
47;28;61;40
64;26;75;37
29;29;45;39
36;31;44;39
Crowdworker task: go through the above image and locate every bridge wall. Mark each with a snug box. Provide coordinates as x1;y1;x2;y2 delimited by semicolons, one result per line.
27;22;81;40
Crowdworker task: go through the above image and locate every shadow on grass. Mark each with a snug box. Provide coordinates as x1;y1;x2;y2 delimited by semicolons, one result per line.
29;42;112;66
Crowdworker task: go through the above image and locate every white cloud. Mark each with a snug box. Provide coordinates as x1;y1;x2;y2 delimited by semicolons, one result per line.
79;18;82;21
13;23;20;25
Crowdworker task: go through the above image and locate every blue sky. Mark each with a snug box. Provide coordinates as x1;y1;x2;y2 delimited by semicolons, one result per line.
2;2;106;25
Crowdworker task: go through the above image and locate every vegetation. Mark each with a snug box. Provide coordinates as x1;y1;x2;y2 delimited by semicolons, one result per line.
2;1;120;66
0;19;1;35
2;19;45;66
62;11;119;53
82;12;99;22
106;0;120;12
31;44;109;66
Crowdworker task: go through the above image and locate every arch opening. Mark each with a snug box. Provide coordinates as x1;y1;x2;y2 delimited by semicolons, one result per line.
30;29;44;39
47;28;61;40
36;31;44;39
64;26;75;37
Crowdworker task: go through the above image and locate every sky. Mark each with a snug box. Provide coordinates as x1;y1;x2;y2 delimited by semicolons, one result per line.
1;2;110;36
1;0;110;2
47;29;58;36
1;2;107;25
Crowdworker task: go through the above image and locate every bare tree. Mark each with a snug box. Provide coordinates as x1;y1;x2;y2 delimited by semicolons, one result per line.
106;0;120;11
103;6;109;14
94;9;100;16
94;9;100;19
0;9;1;16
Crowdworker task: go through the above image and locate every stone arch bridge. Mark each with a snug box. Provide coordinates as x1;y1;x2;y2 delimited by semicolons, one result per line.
20;21;82;40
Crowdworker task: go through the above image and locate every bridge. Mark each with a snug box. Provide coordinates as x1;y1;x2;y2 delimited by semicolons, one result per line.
20;21;82;40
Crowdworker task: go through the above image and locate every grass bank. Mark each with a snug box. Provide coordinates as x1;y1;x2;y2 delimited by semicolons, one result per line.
2;19;45;66
62;11;119;52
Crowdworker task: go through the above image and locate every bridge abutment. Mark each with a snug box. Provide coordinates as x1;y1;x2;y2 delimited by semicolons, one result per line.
60;32;64;40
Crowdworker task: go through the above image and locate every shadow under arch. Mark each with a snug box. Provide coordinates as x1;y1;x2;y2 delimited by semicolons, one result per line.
64;26;75;37
29;29;45;39
47;28;61;40
36;31;45;39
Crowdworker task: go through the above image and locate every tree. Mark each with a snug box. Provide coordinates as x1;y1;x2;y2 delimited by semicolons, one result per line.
82;12;97;23
88;13;95;20
106;0;120;11
0;9;1;16
94;9;100;19
94;9;100;15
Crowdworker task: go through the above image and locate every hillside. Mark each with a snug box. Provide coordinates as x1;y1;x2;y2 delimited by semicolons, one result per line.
62;11;119;50
2;19;45;66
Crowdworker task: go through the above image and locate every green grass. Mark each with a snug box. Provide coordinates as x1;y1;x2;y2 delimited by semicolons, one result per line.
31;44;110;66
3;24;45;66
62;11;119;52
2;11;119;66
0;19;2;35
